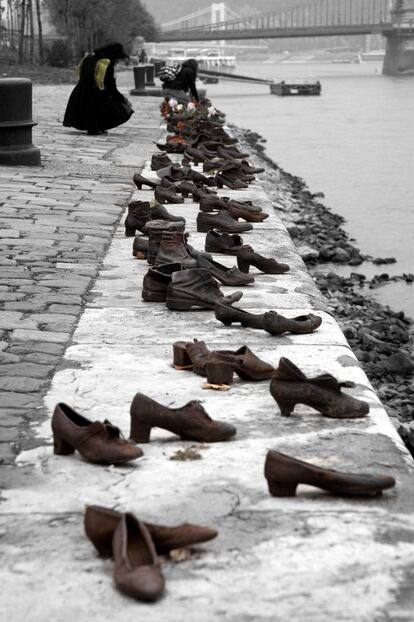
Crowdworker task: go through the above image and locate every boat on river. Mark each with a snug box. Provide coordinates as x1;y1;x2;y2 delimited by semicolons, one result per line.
270;79;321;97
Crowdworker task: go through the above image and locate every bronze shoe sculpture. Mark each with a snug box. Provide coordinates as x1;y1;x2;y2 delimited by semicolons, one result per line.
196;254;255;286
173;339;212;375
155;231;197;268
154;186;184;205
197;211;253;234
113;513;165;602
130;392;237;443
132;235;148;259
263;312;322;336
166;268;243;311
270;357;370;418
142;263;183;302
144;219;186;266
228;203;269;223
264;450;396;497
205;230;250;255
237;248;290;274
214;302;265;329
213;346;274;381
84;505;218;558
51;403;143;464
133;173;160;190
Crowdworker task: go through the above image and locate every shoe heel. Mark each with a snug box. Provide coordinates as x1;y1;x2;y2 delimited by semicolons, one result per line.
275;398;295;417
181;190;189;199
267;479;297;497
206;362;233;385
53;432;75;455
134;181;143;190
125;226;136;237
130;423;151;443
173;342;192;367
216;177;223;189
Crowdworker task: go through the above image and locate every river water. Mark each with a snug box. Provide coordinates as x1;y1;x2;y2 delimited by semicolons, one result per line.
206;61;414;319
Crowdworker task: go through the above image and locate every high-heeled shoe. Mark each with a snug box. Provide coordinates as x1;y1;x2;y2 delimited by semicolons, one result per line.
236;248;290;274
112;513;165;602
263;312;322;335
269;357;370;418
51;403;143;464
133;173;159;190
264;450;395;497
154;186;184;205
214;302;265;329
84;505;218;558
129;393;237;443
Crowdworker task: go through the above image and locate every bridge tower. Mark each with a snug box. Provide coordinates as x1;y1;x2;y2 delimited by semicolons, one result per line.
383;0;414;74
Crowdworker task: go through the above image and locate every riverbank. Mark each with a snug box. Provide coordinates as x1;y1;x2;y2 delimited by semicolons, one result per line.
232;123;414;451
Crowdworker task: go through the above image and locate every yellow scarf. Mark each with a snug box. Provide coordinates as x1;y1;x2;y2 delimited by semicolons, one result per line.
75;54;110;90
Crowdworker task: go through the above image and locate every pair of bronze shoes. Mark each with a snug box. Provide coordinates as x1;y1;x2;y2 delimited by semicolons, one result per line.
52;394;236;464
84;505;217;602
270;357;370;419
173;339;275;385
264;450;396;497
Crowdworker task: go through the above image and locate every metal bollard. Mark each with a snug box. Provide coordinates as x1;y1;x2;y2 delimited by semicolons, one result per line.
131;66;147;95
0;78;41;166
145;64;155;86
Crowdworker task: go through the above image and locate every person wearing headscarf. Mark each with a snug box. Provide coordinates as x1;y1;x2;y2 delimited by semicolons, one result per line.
63;42;133;135
162;58;199;104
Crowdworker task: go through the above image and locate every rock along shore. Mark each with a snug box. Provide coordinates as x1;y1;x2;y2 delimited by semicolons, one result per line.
231;124;414;453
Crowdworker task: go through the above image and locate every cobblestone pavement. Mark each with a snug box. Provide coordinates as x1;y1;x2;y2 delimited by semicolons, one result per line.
0;80;161;465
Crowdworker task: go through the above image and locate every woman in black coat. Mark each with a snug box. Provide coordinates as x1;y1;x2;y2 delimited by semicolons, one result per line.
63;42;133;135
162;58;199;104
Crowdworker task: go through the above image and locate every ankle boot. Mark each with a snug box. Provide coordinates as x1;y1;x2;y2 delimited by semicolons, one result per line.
263;312;322;336
154;185;184;204
112;513;165;602
214;302;265;328
142;262;182;302
125;201;151;236
205;230;246;255
196;254;255;286
145;220;186;265
166;268;243;311
132;236;148;259
155;231;197;268
264;450;395;497
51;403;143;464
84;505;217;558
199;195;229;212
197;211;253;234
237;248;290;274
151;153;172;171
133;173;160;190
130;393;236;442
269;357;370;419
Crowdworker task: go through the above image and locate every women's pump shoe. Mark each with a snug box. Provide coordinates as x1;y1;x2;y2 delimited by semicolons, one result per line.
237;248;290;274
84;505;218;558
215;173;248;190
269;357;370;419
113;513;165;602
154;186;184;205
214;302;265;329
133;173;159;190
51;403;143;464
130;393;237;443
197;211;253;234
263;312;322;336
264;450;396;497
196;254;255;286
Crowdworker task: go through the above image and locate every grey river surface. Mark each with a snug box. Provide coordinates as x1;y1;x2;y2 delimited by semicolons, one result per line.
206;61;414;319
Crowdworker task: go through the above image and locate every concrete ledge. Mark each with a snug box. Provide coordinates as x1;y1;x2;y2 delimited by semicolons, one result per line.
3;126;414;621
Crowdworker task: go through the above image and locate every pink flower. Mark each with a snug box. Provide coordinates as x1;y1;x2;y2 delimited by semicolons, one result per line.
187;102;196;111
168;98;178;109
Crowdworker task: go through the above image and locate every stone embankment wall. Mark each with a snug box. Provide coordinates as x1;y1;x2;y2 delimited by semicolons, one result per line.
1;88;414;621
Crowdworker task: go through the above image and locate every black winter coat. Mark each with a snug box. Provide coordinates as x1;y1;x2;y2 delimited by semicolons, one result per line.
63;55;133;132
162;66;199;101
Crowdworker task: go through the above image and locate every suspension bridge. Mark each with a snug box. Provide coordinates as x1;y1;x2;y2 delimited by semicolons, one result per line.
159;0;414;74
